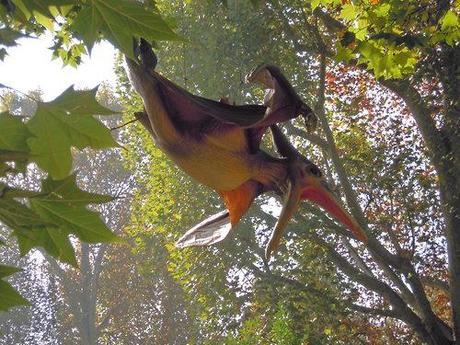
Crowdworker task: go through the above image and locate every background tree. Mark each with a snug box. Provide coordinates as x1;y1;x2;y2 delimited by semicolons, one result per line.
116;1;378;344
1;0;459;344
0;0;179;311
118;0;459;344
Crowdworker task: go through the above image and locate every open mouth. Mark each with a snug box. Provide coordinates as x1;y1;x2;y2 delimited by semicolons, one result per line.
301;185;367;242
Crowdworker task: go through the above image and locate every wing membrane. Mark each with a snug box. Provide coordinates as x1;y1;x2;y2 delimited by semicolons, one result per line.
175;210;232;248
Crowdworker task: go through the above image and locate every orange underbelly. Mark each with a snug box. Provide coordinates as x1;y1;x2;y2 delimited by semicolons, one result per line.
160;138;257;192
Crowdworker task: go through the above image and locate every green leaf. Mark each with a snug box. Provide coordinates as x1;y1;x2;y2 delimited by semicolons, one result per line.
26;87;117;179
11;0;74;19
0;28;26;47
62;114;117;149
0;184;40;198
374;3;390;17
7;174;117;263
41;174;114;205
15;229;36;256
31;199;118;243
352;18;368;40
311;0;321;10
340;4;356;21
34;11;54;30
440;10;459;30
0;112;31;152
0;280;29;311
359;41;380;62
48;86;115;117
0;198;50;230
26;110;72;180
46;227;78;266
72;0;181;58
335;44;354;62
0;264;22;279
16;227;78;267
70;5;104;52
361;42;418;79
311;0;336;10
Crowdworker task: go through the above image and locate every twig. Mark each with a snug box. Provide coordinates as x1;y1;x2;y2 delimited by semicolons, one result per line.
110;118;139;131
0;83;40;103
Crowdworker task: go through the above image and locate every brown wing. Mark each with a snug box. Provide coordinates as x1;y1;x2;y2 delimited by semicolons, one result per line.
127;39;315;151
153;72;267;137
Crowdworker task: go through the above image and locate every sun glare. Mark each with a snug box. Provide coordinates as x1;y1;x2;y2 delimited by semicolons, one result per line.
0;35;117;101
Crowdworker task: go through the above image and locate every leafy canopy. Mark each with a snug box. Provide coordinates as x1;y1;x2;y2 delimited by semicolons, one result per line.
312;0;460;78
0;0;179;311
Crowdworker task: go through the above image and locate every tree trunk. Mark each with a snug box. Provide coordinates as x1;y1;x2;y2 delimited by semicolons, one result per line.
78;243;99;345
438;44;460;344
438;138;460;345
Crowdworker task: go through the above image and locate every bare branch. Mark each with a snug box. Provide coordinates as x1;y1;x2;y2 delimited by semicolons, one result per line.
341;238;373;277
267;0;331;56
349;304;400;319
285;122;329;149
309;234;437;344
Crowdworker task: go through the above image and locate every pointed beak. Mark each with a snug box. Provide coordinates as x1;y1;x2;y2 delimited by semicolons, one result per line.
300;176;367;243
265;171;302;260
265;170;367;260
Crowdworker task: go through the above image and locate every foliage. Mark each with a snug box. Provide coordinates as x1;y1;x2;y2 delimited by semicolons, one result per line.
115;1;368;343
0;91;117;309
47;132;136;345
0;0;179;311
311;0;460;78
239;0;459;343
0;264;28;311
0;0;180;64
0;0;459;343
119;0;459;344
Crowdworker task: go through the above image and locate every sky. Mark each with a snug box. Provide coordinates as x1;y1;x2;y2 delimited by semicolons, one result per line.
0;35;117;101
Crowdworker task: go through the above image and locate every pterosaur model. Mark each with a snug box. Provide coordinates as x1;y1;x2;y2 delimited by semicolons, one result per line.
126;39;366;258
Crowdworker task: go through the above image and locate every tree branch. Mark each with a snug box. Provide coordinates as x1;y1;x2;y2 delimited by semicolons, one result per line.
421;276;450;294
341;237;373;277
267;0;331;56
285;122;329;149
348;304;400;319
381;80;448;174
310;234;440;345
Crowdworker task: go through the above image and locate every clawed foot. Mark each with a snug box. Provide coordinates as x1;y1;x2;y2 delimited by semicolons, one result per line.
300;104;317;133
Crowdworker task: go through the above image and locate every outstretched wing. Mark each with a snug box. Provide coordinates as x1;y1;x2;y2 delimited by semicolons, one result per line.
175;210;232;248
175;180;260;248
126;40;315;144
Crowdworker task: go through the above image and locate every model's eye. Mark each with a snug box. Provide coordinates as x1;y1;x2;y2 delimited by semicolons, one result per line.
308;165;322;177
